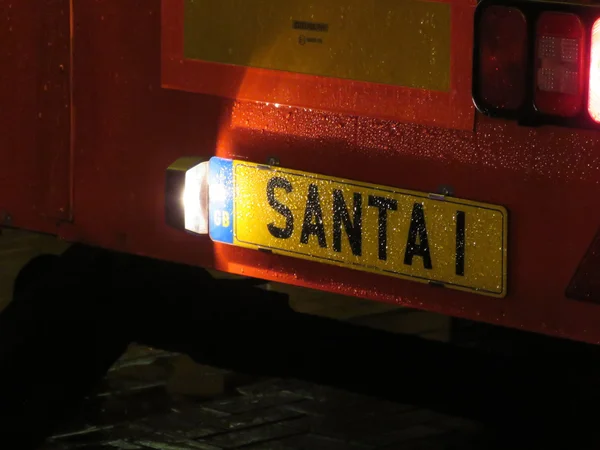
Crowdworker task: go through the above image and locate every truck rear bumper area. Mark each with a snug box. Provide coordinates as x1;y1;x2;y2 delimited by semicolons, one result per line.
3;0;600;344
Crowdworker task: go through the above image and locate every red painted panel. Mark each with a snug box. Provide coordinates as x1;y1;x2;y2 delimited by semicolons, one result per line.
30;0;600;346
161;0;475;131
0;0;72;230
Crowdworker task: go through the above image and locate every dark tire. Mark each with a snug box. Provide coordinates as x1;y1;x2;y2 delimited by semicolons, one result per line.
12;253;60;303
0;245;132;448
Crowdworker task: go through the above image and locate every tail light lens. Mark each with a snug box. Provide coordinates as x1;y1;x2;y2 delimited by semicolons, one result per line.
473;0;600;130
478;6;528;110
535;12;585;117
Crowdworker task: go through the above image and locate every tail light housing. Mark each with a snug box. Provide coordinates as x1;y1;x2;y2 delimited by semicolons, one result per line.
473;0;600;129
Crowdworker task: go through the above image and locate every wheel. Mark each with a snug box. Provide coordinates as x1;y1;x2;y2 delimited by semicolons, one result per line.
12;253;60;303
0;245;132;448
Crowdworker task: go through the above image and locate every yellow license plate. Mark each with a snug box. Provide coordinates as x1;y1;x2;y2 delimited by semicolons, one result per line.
208;158;508;297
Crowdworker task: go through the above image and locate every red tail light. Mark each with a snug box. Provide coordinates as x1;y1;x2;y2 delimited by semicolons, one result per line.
478;6;528;110
535;12;585;117
473;0;600;130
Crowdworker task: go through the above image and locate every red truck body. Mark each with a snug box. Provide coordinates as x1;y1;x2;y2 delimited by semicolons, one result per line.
3;0;600;344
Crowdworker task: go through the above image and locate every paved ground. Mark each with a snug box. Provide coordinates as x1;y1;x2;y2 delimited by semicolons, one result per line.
40;346;486;450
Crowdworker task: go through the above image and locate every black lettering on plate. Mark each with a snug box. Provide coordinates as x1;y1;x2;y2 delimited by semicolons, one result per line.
266;177;294;239
300;184;327;248
368;195;398;261
333;190;362;256
404;203;433;270
456;210;466;276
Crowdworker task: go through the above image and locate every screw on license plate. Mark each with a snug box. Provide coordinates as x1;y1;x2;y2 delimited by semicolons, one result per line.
438;185;454;196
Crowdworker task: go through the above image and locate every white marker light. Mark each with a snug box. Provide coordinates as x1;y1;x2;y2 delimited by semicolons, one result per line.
165;157;210;235
183;161;209;234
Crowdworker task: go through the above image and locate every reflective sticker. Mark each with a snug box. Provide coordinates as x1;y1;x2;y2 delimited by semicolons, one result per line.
566;228;600;302
184;0;451;91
